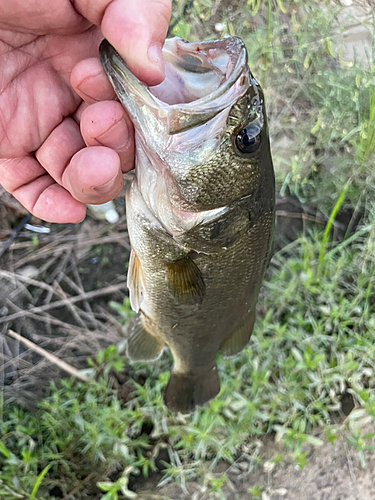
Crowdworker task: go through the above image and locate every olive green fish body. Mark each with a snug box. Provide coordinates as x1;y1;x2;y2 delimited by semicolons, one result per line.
100;37;275;412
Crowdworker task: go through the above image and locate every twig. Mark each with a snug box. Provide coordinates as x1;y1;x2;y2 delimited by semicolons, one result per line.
0;283;126;325
0;270;58;296
43;249;72;305
61;472;95;500
54;281;87;329
276;196;347;230
63;261;98;327
37;255;60;278
137;495;175;500
0;347;34;373
96;305;124;331
29;248;72;308
5;330;89;382
267;88;301;119
59;273;98;327
4;298;117;366
5;298;119;359
3;298;88;332
0;229;13;238
14;233;129;269
0;214;32;259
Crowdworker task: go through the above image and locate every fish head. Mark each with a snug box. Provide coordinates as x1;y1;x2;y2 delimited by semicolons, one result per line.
100;37;272;211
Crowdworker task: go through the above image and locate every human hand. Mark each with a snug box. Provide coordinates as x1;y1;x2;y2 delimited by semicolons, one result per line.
0;0;171;223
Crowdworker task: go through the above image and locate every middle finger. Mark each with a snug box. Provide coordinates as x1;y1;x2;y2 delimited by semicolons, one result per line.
36;117;124;204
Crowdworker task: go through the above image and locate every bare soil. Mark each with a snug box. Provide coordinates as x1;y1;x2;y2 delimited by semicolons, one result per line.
257;425;375;500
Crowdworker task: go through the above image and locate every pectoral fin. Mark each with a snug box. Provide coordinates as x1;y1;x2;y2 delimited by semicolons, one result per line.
127;315;164;361
164;254;205;304
127;249;144;312
220;308;256;357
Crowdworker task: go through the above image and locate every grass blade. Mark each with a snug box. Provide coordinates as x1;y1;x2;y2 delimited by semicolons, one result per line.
30;464;52;500
0;441;11;459
318;179;351;273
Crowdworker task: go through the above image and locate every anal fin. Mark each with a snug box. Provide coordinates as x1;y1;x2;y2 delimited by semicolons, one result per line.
164;254;205;305
127;314;164;361
220;308;256;358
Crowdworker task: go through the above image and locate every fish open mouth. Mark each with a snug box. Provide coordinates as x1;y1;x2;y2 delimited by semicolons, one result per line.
149;38;247;105
100;37;250;134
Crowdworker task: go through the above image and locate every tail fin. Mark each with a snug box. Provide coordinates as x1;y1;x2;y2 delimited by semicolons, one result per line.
164;366;220;413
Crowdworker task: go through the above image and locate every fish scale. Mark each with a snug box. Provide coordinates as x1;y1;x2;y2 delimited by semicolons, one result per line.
100;36;275;413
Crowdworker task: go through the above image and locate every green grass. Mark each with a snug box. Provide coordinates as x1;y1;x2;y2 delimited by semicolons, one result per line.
2;1;375;498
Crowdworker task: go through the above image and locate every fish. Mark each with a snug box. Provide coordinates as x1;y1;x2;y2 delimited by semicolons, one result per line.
99;36;275;413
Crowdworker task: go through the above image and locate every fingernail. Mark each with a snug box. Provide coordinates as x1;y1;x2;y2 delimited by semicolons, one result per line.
148;43;165;76
94;175;117;194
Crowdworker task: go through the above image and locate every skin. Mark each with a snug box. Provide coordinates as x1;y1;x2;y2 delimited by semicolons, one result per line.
0;0;171;223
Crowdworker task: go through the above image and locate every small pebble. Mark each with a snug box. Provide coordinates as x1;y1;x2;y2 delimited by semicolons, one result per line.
215;22;225;32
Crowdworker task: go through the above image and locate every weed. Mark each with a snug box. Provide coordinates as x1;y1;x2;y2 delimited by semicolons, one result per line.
248;484;262;498
109;297;136;325
98;468;138;500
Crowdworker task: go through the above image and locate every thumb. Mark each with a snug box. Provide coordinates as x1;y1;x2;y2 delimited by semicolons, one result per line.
74;0;171;86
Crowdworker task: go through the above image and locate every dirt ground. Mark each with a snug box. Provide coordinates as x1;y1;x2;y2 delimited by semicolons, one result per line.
132;421;375;500
258;425;375;500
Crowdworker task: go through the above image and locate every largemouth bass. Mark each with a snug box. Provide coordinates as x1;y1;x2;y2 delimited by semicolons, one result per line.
99;37;275;413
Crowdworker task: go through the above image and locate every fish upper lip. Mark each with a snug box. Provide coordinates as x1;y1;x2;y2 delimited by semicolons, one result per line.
99;37;250;134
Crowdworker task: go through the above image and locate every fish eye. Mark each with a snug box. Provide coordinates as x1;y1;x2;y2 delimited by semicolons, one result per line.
235;123;261;154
